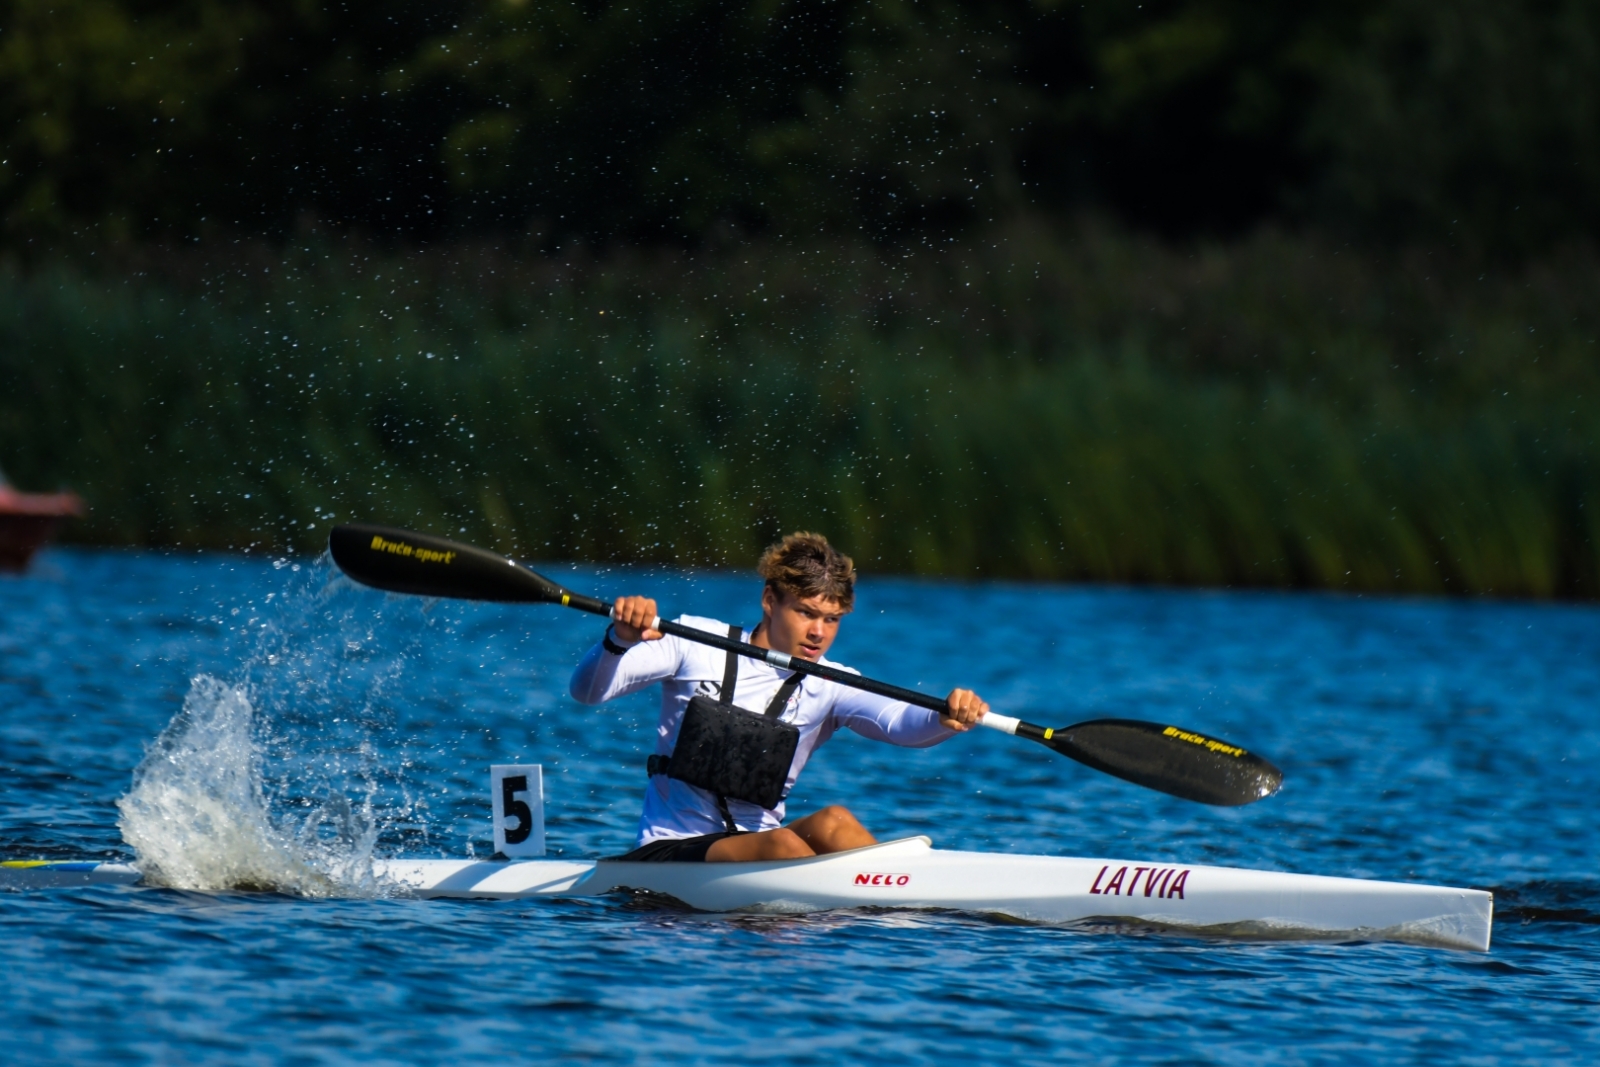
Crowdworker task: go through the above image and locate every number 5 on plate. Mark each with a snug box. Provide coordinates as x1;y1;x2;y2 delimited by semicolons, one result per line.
490;764;545;857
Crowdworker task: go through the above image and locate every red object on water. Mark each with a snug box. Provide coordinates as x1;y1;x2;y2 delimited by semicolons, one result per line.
0;480;85;572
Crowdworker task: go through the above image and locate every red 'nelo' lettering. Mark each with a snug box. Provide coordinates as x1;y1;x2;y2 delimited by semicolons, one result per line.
1089;865;1108;894
1165;869;1189;900
1102;866;1128;895
853;872;911;887
1127;867;1149;896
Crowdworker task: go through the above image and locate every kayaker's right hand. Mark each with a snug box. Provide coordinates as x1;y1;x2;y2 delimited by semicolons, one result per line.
611;596;663;644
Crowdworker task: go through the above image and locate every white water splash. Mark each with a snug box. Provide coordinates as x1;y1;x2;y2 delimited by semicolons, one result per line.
117;675;381;896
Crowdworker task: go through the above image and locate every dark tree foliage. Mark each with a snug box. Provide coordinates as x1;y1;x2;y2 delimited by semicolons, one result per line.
0;0;468;240
1;0;1596;252
1308;0;1600;254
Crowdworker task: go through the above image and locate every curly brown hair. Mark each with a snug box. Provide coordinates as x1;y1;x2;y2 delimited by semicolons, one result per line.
757;531;856;610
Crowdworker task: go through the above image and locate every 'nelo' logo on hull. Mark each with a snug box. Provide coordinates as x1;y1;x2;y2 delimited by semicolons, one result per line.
854;872;911;887
1088;865;1189;899
370;535;457;566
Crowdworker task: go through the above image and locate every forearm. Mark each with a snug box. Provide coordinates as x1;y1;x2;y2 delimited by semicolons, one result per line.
838;691;956;748
569;641;622;704
569;629;678;704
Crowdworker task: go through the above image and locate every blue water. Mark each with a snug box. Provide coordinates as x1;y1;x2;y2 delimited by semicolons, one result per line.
3;548;1598;1064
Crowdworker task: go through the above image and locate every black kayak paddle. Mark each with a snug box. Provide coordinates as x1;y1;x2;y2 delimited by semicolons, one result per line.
327;522;1283;807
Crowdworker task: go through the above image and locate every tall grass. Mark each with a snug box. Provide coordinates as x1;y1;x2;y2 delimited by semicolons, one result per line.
3;221;1597;596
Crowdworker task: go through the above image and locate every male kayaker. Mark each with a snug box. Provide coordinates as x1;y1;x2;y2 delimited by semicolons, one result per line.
570;531;989;862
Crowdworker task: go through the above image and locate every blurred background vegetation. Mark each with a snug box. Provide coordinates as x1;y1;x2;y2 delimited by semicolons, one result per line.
1;0;1597;595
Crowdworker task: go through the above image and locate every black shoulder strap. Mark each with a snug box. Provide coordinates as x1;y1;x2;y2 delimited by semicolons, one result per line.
764;673;802;719
719;624;740;701
717;625;744;834
722;622;800;718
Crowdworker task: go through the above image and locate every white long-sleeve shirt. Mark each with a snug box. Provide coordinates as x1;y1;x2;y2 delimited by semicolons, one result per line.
569;614;955;846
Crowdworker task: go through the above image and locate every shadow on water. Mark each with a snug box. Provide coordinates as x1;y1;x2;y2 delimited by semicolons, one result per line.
1491;881;1600;925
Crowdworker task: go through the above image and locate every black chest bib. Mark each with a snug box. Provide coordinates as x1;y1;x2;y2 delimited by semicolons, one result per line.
649;625;802;819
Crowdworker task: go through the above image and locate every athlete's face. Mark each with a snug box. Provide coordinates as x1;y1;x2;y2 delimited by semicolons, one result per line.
760;588;848;661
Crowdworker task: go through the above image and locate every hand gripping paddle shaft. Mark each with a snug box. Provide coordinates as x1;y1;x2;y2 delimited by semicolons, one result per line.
328;523;1283;807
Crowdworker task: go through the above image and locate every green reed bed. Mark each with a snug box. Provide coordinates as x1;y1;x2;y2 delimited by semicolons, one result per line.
2;225;1597;596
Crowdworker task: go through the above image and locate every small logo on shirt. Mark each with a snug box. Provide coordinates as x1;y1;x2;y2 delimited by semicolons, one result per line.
854;872;911;887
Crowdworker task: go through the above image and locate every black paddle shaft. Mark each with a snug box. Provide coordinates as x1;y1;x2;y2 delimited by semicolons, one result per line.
328;522;950;709
328;522;1284;806
638;620;1281;807
652;620;952;713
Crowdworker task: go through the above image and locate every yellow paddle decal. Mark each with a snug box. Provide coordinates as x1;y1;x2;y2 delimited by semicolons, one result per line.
1162;725;1246;758
369;534;456;565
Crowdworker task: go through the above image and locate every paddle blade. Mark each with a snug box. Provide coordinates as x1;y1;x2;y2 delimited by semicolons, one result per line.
328;523;565;604
1042;719;1283;806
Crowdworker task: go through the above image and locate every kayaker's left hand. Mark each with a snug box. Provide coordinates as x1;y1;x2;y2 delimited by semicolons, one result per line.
940;688;989;732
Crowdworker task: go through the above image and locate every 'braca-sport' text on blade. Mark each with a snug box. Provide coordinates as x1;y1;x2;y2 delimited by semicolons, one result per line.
980;714;1282;807
328;523;544;602
1040;719;1283;807
328;523;602;609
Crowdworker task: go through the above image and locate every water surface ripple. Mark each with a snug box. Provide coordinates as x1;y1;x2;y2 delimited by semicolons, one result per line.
3;549;1597;1064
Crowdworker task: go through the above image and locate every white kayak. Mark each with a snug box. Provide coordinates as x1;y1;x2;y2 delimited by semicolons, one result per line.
2;836;1493;951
